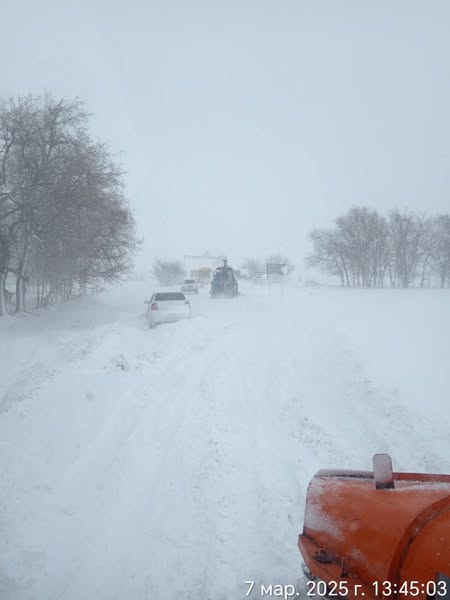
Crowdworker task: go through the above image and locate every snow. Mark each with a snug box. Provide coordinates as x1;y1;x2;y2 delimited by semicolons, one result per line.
1;281;449;599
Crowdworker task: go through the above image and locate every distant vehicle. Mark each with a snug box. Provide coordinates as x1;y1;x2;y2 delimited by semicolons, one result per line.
210;260;239;297
180;279;199;294
196;267;213;285
145;292;191;328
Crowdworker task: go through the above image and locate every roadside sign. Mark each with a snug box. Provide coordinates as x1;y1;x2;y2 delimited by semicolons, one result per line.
266;263;286;276
266;263;287;295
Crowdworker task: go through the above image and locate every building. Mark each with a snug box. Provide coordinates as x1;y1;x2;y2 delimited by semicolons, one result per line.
184;254;226;285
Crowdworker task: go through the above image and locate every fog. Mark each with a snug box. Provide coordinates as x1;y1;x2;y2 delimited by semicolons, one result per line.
2;4;450;597
2;0;450;268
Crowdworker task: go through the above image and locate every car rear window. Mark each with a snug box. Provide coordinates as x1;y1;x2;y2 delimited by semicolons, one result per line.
155;293;185;301
184;280;195;284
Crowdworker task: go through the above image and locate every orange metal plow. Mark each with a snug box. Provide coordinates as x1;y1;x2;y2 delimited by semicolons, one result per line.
298;454;450;599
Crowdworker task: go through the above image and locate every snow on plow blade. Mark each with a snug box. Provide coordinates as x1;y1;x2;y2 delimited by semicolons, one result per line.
298;454;450;599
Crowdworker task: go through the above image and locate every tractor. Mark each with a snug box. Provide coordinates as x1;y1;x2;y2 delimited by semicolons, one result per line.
210;259;239;298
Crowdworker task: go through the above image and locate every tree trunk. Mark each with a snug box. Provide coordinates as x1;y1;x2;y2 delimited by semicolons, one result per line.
341;260;350;287
0;272;6;316
15;275;25;313
15;222;32;313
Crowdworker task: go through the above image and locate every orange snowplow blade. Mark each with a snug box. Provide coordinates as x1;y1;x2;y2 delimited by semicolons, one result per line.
298;454;450;599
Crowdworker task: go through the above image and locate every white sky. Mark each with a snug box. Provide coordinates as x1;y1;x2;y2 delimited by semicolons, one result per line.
2;0;450;269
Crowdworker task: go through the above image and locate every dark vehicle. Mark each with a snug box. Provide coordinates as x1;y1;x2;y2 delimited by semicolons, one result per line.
210;260;239;297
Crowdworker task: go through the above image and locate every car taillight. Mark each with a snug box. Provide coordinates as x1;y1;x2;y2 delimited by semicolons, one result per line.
151;302;159;310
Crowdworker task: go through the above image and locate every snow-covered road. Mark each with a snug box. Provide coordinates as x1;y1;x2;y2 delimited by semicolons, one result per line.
1;281;449;599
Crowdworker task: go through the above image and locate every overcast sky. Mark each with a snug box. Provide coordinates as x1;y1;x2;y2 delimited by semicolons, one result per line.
2;0;450;269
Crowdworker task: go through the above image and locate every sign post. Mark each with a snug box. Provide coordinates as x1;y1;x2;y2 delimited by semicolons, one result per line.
266;263;287;296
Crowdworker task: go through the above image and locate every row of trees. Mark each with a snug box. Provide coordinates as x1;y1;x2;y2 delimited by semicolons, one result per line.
0;94;138;315
307;207;450;288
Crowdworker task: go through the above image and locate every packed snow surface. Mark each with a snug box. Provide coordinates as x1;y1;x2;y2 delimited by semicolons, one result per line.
1;280;449;599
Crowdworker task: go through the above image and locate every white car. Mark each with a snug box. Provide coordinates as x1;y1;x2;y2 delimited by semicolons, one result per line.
180;279;199;294
145;292;191;328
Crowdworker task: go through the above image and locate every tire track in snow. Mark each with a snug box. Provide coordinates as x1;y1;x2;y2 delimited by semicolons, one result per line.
171;325;310;599
3;283;449;600
29;318;229;600
33;330;214;600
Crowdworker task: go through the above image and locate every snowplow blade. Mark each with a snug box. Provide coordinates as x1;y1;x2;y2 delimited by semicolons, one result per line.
298;454;450;600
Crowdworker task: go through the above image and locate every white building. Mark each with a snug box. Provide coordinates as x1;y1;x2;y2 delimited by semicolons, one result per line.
184;254;226;284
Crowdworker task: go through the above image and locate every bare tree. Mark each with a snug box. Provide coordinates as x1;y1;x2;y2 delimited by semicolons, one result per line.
434;214;450;288
306;207;448;288
151;259;184;286
0;93;138;315
416;219;436;288
388;209;429;288
334;206;389;287
306;228;350;286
